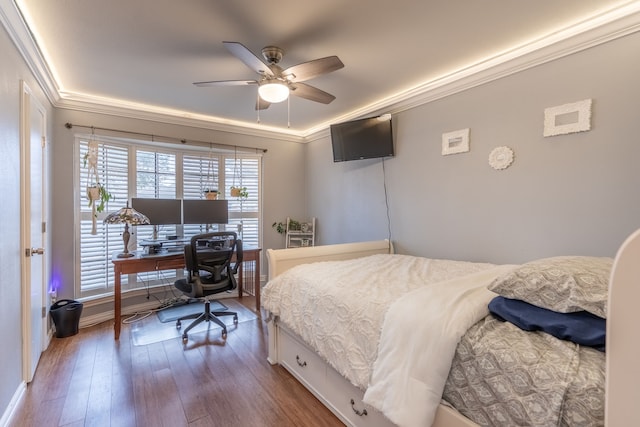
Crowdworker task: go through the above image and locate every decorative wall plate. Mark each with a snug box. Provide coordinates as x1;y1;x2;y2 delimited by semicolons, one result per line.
489;146;514;170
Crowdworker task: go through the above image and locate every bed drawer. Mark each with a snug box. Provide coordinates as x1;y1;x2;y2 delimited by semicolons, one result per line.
278;328;328;397
325;364;394;427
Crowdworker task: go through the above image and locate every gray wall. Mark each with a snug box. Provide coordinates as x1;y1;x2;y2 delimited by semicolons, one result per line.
0;24;54;420
307;31;640;264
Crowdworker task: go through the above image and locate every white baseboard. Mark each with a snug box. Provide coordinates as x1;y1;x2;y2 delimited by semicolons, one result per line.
0;381;26;427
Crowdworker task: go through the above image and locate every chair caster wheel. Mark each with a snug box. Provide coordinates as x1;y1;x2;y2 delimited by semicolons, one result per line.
182;334;188;342
233;315;238;325
176;321;181;330
222;330;227;339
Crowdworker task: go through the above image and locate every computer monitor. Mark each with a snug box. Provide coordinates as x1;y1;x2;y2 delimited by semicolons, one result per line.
182;199;229;224
131;198;182;225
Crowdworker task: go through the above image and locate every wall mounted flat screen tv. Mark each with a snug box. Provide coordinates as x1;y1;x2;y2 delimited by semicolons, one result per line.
131;198;182;225
182;199;229;224
330;115;394;162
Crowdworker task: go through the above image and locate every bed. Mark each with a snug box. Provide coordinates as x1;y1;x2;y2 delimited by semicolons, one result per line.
261;230;640;427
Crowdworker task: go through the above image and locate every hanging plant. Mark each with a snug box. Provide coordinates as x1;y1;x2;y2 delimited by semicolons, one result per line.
230;186;248;198
203;189;219;200
84;134;114;234
87;184;114;213
202;143;219;200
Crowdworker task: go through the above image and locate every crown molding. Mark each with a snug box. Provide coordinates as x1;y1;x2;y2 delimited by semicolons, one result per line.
303;2;640;141
3;0;640;142
383;1;640;116
0;0;61;105
55;92;305;143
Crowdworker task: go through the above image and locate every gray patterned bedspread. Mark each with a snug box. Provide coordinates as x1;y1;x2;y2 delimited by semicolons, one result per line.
443;315;605;426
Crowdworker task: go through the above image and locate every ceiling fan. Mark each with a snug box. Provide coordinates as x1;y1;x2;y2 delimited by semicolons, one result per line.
194;41;344;110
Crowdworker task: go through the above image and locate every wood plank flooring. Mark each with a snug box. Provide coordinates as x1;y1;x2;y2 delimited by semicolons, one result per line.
10;297;343;427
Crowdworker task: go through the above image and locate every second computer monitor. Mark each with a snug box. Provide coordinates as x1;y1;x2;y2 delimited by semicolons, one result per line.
182;199;229;224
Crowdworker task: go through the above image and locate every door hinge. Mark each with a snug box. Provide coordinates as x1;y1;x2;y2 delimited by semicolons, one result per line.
42;221;46;233
42;306;46;318
41;136;46;148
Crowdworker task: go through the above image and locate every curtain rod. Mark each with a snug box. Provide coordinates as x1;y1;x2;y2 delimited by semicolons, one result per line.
64;122;268;153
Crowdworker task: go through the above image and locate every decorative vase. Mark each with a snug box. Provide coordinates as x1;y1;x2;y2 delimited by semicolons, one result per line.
230;187;241;197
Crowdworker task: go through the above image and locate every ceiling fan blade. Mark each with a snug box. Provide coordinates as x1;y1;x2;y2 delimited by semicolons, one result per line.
255;97;271;110
223;41;274;77
193;80;257;87
282;56;344;82
290;82;336;104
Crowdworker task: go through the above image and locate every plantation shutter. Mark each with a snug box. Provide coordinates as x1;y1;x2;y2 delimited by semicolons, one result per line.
78;140;129;295
225;156;260;248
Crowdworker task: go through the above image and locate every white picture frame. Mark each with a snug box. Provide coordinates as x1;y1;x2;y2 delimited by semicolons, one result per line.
543;99;592;137
441;128;470;155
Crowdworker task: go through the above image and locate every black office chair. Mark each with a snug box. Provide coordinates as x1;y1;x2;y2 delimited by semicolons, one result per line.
174;231;243;341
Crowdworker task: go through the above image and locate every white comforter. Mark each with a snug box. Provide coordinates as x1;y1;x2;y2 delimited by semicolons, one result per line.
363;265;514;427
261;254;510;426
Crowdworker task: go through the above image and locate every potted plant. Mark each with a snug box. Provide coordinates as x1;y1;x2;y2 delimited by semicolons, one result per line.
230;186;249;198
272;221;287;234
288;219;301;231
86;183;113;214
272;218;301;234
86;182;113;235
203;189;219;200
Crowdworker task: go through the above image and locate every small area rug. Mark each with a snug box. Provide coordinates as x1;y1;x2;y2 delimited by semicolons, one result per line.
131;300;256;346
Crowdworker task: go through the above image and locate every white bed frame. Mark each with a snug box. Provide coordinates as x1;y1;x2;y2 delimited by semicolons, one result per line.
265;231;640;426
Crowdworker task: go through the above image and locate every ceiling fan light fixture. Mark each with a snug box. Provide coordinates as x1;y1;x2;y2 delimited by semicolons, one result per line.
258;81;290;103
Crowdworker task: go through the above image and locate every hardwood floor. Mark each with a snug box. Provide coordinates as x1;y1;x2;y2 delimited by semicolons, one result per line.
10;297;343;427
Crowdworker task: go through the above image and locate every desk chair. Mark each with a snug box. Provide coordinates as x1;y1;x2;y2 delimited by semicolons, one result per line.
174;232;243;341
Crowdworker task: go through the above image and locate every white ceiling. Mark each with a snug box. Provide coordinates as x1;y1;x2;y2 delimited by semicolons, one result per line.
9;0;640;138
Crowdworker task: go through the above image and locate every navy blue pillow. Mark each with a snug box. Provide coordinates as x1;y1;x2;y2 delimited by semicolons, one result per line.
488;296;606;351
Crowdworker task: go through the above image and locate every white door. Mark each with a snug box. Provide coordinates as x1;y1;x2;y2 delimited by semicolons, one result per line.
21;81;47;382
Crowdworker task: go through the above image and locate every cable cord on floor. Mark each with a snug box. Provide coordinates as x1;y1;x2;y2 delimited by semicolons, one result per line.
121;295;187;324
382;158;393;252
122;311;153;324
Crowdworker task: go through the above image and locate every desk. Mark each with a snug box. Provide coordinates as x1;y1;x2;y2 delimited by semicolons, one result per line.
111;247;261;340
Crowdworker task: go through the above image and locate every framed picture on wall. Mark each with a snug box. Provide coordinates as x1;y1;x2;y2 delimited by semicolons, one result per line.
543;99;592;137
441;128;470;155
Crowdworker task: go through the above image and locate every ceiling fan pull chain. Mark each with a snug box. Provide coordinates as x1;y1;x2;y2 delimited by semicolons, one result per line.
256;89;261;123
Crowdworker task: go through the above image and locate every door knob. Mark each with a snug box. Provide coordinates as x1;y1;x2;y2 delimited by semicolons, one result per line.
27;247;45;256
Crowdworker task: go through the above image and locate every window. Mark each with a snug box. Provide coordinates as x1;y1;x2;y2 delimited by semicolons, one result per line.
225;156;260;248
182;153;222;237
75;136;262;299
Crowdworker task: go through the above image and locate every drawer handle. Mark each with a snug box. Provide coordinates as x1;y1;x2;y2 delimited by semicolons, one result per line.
350;399;368;417
295;355;307;367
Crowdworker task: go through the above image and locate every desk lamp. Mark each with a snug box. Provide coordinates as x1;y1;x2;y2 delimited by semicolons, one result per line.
103;202;150;258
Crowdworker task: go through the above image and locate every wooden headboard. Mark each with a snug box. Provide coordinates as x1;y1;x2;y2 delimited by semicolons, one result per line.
266;239;394;280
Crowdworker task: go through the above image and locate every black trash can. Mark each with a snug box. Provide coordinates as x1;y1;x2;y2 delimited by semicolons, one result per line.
50;299;83;338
